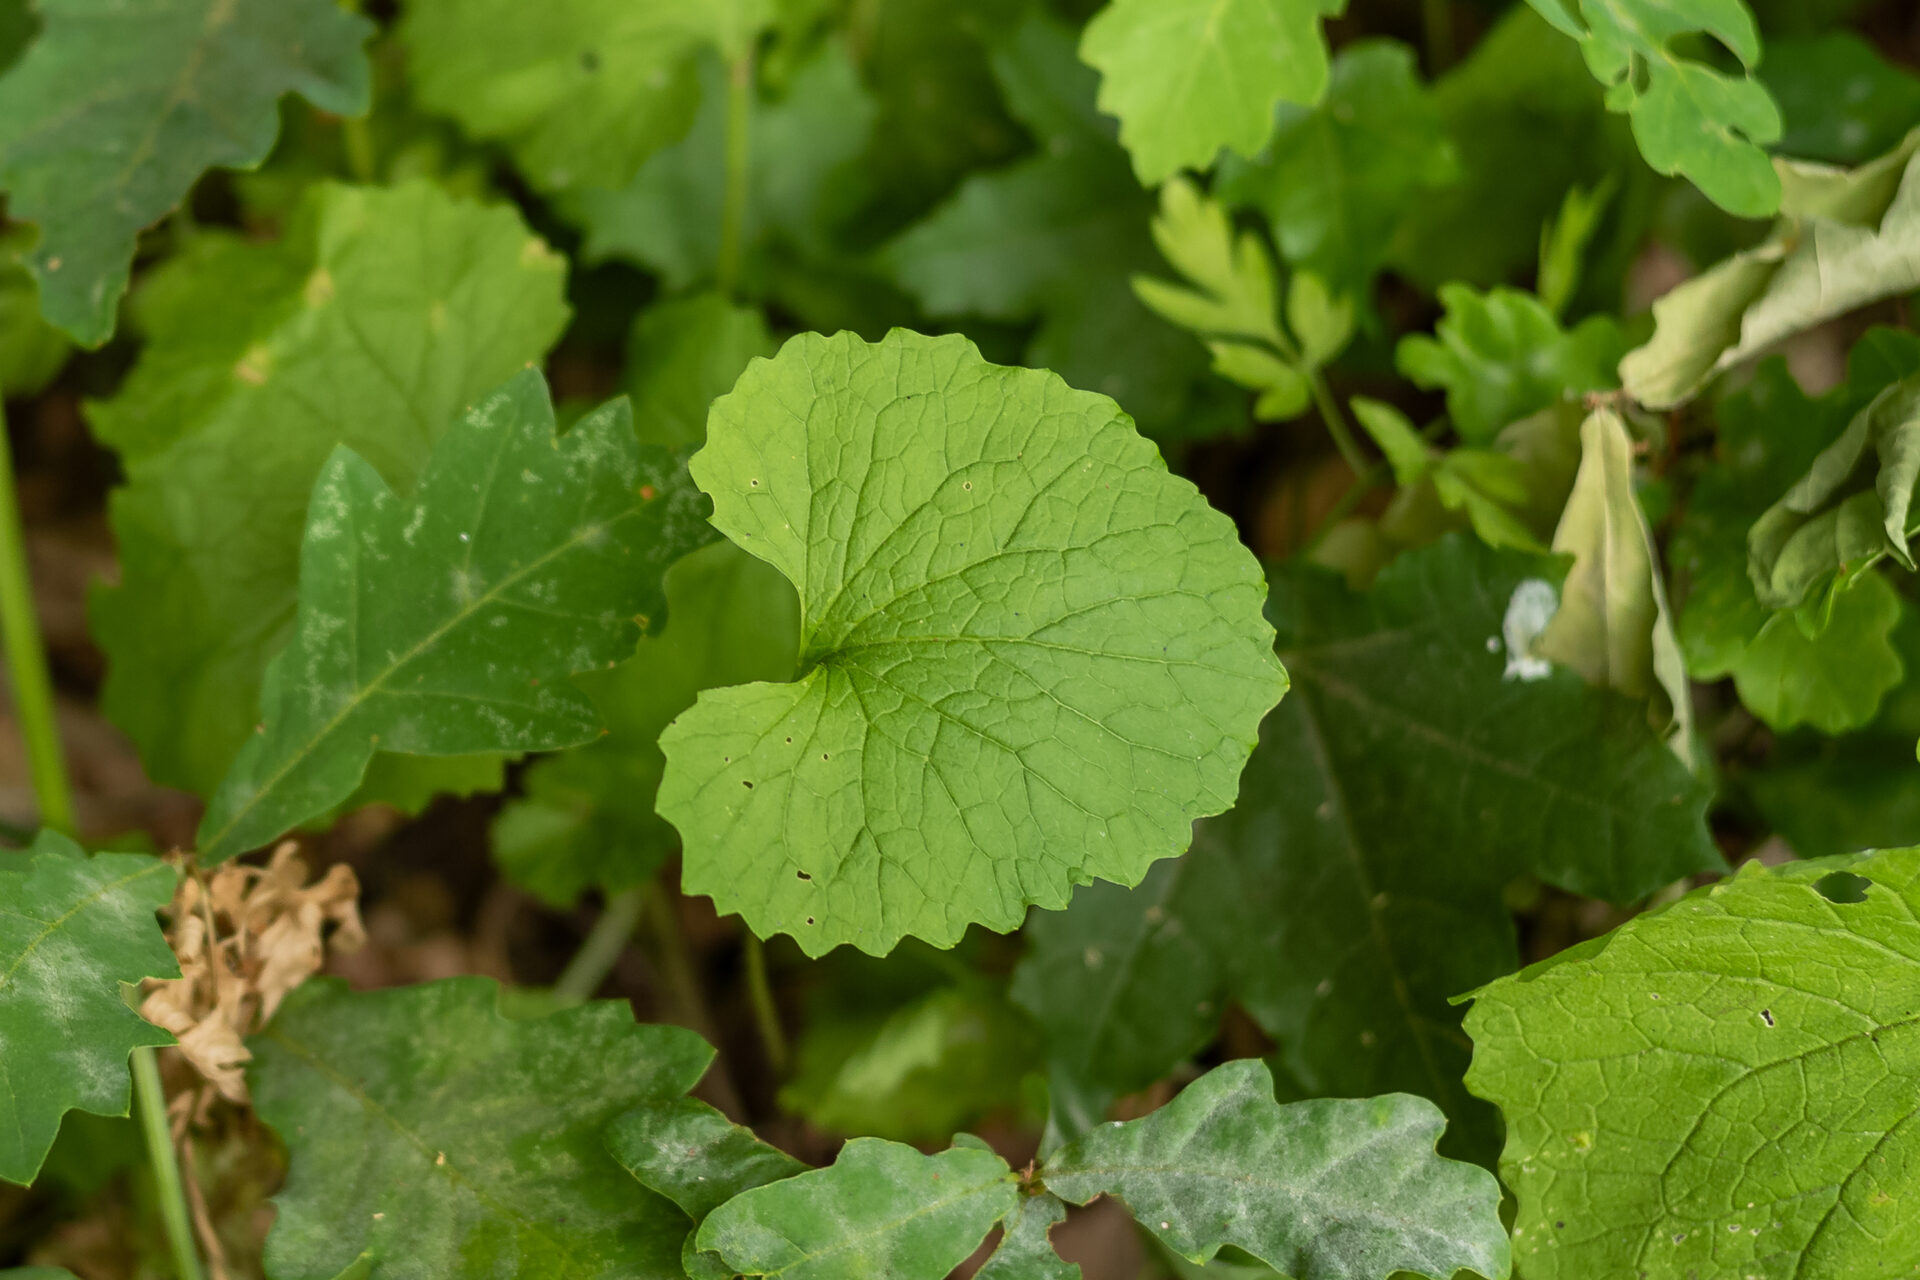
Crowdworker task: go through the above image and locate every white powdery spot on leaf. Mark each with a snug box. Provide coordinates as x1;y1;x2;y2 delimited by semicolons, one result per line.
1502;578;1558;682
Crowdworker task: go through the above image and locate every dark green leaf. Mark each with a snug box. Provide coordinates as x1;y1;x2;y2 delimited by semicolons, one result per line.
197;368;715;863
1763;33;1920;166
624;293;777;451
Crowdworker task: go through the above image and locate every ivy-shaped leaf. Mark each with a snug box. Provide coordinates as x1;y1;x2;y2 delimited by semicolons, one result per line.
1079;0;1345;184
1016;537;1720;1158
1395;285;1627;444
88;181;571;801
198;368;715;863
1464;847;1920;1279
1044;1059;1510;1280
0;0;373;344
695;1138;1018;1280
251;977;712;1279
400;0;729;192
656;330;1286;956
0;834;177;1186
1622;130;1920;408
1523;0;1783;217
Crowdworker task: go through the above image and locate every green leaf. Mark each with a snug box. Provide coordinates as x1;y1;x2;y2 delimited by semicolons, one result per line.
0;0;372;344
1395;284;1627;444
0;834;178;1186
1748;373;1920;609
624;293;777;451
400;0;726;192
1286;271;1353;371
1018;537;1719;1157
1523;0;1782;216
88;181;571;801
1216;40;1458;300
1536;409;1693;755
657;329;1285;956
883;14;1210;437
0;1270;81;1280
1724;571;1906;734
493;539;799;908
1621;130;1920;408
1044;1059;1510;1280
1352;399;1542;553
197;368;716;864
695;1137;1018;1280
0;228;68;397
1536;179;1616;319
565;43;877;292
975;1193;1079;1280
1078;0;1343;185
1763;33;1920;166
252;977;712;1279
1463;846;1920;1279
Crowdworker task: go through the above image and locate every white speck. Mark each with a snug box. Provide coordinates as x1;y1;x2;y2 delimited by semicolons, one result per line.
1485;636;1499;653
458;532;470;543
1502;578;1558;681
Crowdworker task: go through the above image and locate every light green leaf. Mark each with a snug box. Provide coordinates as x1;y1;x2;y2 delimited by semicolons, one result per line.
1748;373;1920;609
696;1138;1017;1280
400;0;727;192
1523;0;1781;216
1135;178;1283;346
1621;130;1920;408
1464;847;1920;1280
1285;271;1353;370
975;1193;1079;1280
1216;40;1458;299
1350;398;1434;487
1017;538;1720;1159
0;835;177;1187
1727;571;1905;734
1079;0;1343;184
1537;179;1616;319
657;330;1285;956
1537;409;1692;755
1354;400;1543;553
565;42;876;292
252;977;711;1280
197;368;715;864
0;0;372;344
88;181;570;801
493;540;798;908
625;293;776;451
883;14;1208;437
1045;1059;1509;1280
1396;284;1627;444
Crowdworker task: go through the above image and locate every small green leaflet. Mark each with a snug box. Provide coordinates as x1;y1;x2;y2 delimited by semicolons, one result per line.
656;330;1286;956
401;0;728;192
1395;285;1626;444
197;368;715;864
1622;130;1920;408
1464;847;1920;1279
1045;1059;1510;1280
1351;398;1541;552
975;1194;1079;1280
252;978;712;1280
695;1137;1017;1280
1079;0;1345;184
0;834;178;1187
89;181;571;801
0;0;373;345
1523;0;1782;217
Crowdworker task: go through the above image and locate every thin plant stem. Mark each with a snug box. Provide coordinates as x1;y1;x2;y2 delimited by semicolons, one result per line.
715;49;755;298
0;382;203;1279
553;886;646;1002
640;886;745;1117
342;116;377;185
743;933;788;1077
1305;369;1371;480
1422;0;1455;72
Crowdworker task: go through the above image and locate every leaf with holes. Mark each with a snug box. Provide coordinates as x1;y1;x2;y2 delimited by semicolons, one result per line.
0;833;178;1186
656;329;1286;956
0;0;373;344
1465;846;1920;1279
196;366;715;864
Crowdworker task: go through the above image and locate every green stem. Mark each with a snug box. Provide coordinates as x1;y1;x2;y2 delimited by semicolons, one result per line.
1305;369;1370;480
553;886;646;1003
1422;0;1455;72
641;887;745;1117
342;116;377;185
715;49;754;298
743;933;788;1077
134;1050;206;1280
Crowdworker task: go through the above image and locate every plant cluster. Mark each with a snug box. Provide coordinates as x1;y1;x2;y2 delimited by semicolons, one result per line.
1;0;1918;1277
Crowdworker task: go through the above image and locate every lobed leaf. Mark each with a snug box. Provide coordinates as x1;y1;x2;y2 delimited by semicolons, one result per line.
252;978;712;1279
975;1193;1080;1280
1044;1059;1510;1280
197;368;715;863
695;1137;1018;1280
0;835;178;1187
1465;847;1920;1279
657;329;1286;956
0;0;373;344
